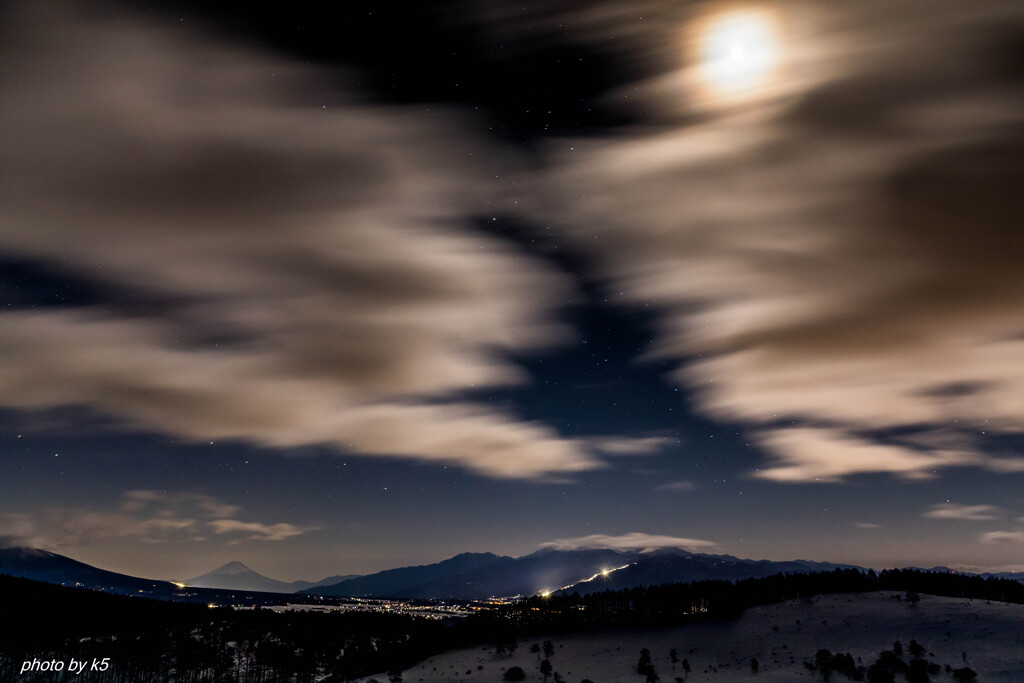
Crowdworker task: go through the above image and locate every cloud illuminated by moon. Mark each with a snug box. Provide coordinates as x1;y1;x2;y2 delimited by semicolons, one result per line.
536;0;1024;483
698;8;779;95
539;532;718;552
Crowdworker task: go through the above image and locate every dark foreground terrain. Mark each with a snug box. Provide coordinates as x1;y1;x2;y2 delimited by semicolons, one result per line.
3;569;1023;682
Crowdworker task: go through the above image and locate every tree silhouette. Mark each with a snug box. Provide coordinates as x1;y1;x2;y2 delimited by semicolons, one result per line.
830;652;859;678
540;659;552;682
670;648;679;670
867;664;896;683
503;666;526;681
638;647;659;680
814;649;834;681
876;650;908;675
952;667;978;682
906;658;930;683
637;648;653;674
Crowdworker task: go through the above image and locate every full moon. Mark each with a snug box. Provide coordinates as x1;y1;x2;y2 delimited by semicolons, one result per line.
697;8;779;97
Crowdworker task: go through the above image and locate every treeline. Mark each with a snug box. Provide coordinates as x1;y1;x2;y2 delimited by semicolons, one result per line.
493;568;1024;631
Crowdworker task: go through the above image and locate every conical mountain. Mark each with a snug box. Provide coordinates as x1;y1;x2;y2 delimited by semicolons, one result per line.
184;561;296;592
183;561;360;593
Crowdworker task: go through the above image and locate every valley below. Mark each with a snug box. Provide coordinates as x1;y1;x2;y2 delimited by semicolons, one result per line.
3;548;1024;682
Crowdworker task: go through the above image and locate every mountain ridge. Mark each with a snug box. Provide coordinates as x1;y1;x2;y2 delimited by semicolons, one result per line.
304;547;867;600
0;546;187;598
182;560;360;593
5;545;1020;603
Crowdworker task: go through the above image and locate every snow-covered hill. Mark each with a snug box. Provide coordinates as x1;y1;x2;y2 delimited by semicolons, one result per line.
357;592;1024;682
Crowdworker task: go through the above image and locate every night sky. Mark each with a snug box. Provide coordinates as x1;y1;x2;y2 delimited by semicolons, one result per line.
2;0;1023;582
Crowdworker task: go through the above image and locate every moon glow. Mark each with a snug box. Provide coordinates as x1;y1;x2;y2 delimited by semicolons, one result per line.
697;8;779;97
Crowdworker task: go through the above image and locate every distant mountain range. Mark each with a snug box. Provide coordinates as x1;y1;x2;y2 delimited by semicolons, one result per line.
3;545;1021;603
0;548;333;605
306;551;514;599
304;547;864;600
182;560;359;593
905;565;1023;582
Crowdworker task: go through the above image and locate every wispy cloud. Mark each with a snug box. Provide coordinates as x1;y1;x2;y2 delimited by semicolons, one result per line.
0;1;621;480
0;491;312;548
122;490;241;519
754;429;975;483
853;523;882;529
530;0;1024;482
4;0;1022;486
981;531;1024;544
924;503;1001;521
540;532;716;552
207;520;308;544
655;480;696;492
587;436;673;456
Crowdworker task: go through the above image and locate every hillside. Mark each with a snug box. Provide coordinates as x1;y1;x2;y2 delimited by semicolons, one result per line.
357;592;1024;682
0;547;180;597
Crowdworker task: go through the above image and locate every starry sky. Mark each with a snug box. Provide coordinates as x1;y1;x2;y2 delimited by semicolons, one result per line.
2;0;1023;582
